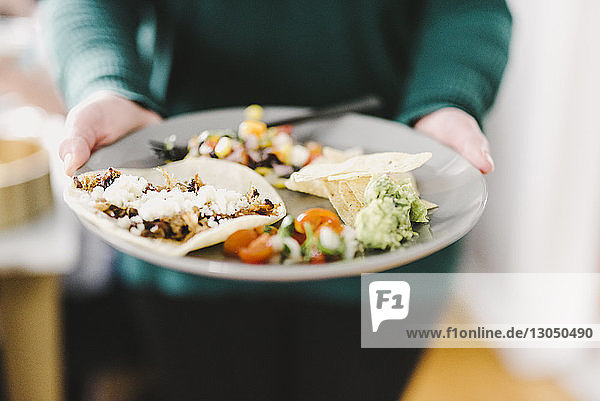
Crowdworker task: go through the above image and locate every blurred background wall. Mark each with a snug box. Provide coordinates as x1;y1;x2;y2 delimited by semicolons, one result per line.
463;1;600;399
466;0;600;275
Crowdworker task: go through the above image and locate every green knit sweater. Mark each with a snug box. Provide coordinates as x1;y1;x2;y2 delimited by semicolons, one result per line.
44;0;511;297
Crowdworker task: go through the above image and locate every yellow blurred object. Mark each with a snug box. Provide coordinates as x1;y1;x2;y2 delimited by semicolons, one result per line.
238;120;267;139
401;303;576;401
244;104;264;121
255;167;273;176
272;179;287;189
263;174;287;188
401;348;575;401
274;143;292;165
306;140;323;155
207;135;221;144
0;273;64;401
260;127;278;148
214;137;233;158
0;138;53;229
265;127;279;137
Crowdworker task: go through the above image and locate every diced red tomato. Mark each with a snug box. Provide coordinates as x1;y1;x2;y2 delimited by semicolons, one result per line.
223;229;258;256
276;125;294;135
204;135;220;150
238;233;273;264
309;250;326;264
294;208;343;234
291;231;306;245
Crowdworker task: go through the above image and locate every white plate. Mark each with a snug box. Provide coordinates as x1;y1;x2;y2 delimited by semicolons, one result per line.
78;107;486;281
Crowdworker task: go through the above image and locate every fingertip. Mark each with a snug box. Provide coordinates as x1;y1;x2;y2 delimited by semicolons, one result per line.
462;142;494;174
63;153;74;176
477;151;495;174
483;150;495;173
61;137;90;176
65;155;85;177
64;154;83;177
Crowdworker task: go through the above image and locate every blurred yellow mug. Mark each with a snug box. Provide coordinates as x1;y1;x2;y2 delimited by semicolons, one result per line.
0;138;53;229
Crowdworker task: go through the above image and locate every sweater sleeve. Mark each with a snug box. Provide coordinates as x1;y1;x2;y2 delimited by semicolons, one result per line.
43;0;162;113
396;0;512;126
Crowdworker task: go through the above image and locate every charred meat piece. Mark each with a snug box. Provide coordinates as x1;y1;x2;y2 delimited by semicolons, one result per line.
142;220;172;239
141;214;199;241
234;199;275;217
186;174;204;193
74;168;122;191
95;203;138;219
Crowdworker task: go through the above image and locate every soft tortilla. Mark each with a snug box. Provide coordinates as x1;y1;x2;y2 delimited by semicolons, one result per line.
285;178;330;198
291;152;432;183
64;158;286;256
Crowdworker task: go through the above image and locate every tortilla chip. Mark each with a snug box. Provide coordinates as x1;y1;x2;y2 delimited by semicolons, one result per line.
324;173;436;226
322;181;362;226
338;181;366;224
340;173;413;202
343;177;370;207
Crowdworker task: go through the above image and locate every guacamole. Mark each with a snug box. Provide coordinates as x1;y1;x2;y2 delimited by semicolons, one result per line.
355;174;428;250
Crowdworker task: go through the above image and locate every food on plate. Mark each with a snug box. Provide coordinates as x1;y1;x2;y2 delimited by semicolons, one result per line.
64;158;286;256
185;105;361;188
285;150;437;250
355;174;428;249
285;152;435;225
106;104;438;263
225;173;432;263
224;208;359;264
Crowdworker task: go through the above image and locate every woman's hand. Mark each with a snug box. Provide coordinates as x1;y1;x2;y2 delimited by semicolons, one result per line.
59;91;162;176
414;107;495;174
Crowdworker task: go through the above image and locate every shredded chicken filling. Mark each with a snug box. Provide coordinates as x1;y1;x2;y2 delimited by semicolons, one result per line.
77;168;277;242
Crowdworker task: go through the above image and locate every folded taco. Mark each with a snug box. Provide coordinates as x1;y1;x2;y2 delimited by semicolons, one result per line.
64;158;286;256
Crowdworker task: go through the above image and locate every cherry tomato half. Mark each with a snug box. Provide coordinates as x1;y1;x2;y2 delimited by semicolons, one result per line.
223;229;258;256
239;233;273;264
294;208;343;235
